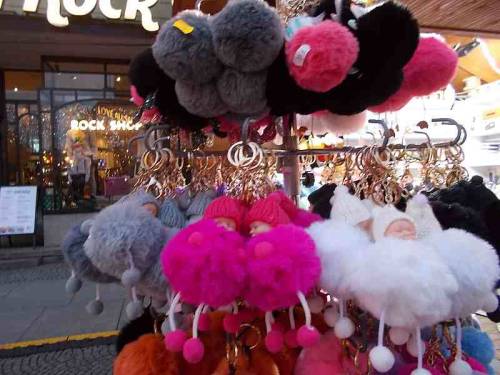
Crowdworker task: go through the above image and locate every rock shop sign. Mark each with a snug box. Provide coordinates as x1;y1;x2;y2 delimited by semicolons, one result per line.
0;0;160;31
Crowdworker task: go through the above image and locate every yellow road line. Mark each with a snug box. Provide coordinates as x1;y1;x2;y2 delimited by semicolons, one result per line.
0;330;118;350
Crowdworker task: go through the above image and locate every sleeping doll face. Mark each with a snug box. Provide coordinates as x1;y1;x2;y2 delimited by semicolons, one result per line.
249;221;273;236
214;217;237;232
143;202;159;217
384;219;416;240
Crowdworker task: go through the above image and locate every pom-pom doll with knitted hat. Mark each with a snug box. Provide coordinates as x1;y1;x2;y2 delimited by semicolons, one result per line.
411;195;500;375
244;224;322;352
62;220;118;315
203;196;246;231
161;219;247;363
84;198;172;320
307;187;372;341
343;203;458;375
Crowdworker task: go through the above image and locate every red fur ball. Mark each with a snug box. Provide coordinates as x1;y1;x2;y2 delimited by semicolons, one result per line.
162;219;247;307
164;330;187;352
244;225;321;311
371;37;457;113
297;325;320;347
286;21;359;93
265;330;284;353
183;337;205;364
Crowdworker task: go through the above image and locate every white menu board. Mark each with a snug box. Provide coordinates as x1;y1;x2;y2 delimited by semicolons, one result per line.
0;186;37;235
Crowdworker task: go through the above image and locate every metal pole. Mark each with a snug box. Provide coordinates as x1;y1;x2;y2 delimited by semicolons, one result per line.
281;115;300;204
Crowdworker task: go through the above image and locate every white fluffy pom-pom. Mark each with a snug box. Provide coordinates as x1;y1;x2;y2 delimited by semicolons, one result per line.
369;345;395;373
323;305;339;327
65;276;82;294
334;317;355;339
389;327;410;346
449;359;472;375
308;295;325;314
482;293;499;313
126;300;144;320
406;334;425;357
86;299;104;315
411;369;432;375
121;267;141;288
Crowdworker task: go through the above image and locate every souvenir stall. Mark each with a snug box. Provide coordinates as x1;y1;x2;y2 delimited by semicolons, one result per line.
60;0;500;374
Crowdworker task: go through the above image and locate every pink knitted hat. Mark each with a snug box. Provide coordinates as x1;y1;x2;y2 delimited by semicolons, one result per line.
203;196;245;230
246;196;291;228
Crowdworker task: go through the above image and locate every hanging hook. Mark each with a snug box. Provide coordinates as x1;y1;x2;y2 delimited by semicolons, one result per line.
144;124;172;151
368;119;391;148
431;118;467;146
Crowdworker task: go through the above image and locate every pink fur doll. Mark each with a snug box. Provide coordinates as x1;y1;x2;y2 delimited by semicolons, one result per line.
244;196;322;352
344;205;458;375
307;187;372;341
407;194;500;375
161;219;247;364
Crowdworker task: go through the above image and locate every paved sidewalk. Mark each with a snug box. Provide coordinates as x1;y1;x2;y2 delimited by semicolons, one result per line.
0;263;127;345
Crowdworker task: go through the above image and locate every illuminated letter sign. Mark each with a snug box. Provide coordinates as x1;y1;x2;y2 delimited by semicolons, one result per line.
3;0;160;31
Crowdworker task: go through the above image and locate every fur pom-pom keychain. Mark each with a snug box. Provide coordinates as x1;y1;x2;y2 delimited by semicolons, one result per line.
285;20;359;93
211;0;284;73
244;224;322;352
152;10;222;84
161;219;247;363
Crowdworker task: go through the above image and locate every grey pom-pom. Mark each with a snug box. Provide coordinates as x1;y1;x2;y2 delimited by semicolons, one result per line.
217;68;268;115
211;0;284;72
176;189;192;210
152;10;222;84
175;80;228;118
65;275;82;294
159;199;186;228
121;267;141;288
126;300;144;320
80;219;94;236
86;299;104;315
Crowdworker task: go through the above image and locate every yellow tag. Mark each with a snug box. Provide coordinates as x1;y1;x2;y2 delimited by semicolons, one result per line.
173;19;194;34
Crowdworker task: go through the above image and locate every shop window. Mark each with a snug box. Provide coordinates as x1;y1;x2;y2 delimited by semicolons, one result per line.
4;71;42;101
44;72;106;90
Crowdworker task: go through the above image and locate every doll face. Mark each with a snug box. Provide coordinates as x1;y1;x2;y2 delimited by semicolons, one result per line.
214;217;237;231
143;203;158;217
249;221;272;236
357;219;372;234
384;219;416;240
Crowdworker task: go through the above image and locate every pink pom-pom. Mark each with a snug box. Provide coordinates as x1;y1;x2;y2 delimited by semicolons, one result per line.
370;37;458;113
164;330;187;352
198;313;211;332
162;219;247;307
284;329;298;348
130;85;144;106
244;225;321;311
402;37;458;97
265;330;284;353
254;241;274;258
311;110;367;135
223;314;241;334
286;21;359;93
183;337;205;364
188;232;204;246
297;325;320;347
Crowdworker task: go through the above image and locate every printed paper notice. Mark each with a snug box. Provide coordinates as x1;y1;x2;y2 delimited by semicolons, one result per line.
0;186;37;235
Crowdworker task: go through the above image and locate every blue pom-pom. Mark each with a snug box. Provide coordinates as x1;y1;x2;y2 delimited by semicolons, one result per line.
461;327;495;367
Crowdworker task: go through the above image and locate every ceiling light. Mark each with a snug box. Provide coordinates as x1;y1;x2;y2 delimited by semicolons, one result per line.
116;76;121;82
73;75;77;80
14;87;18;92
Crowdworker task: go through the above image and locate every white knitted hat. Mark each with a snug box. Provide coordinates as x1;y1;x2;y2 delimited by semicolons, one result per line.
372;205;416;241
405;194;442;239
330;185;371;225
